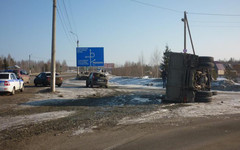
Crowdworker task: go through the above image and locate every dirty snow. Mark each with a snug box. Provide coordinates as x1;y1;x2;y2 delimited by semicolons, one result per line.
3;76;240;130
0;111;75;131
118;92;240;125
72;126;98;136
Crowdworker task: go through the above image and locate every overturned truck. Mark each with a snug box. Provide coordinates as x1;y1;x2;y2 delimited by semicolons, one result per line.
164;52;215;103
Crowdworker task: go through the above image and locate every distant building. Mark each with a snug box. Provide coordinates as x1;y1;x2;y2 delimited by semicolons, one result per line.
215;62;225;77
104;63;115;73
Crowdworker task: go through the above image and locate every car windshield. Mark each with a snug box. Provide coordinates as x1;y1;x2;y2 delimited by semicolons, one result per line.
0;74;9;79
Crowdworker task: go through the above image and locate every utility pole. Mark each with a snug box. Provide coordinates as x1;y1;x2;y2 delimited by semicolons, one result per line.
182;11;187;53
182;11;195;55
28;54;31;75
51;0;56;92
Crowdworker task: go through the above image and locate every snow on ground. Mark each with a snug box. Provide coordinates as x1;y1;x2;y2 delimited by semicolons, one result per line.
6;76;240;129
0;111;75;131
72;126;98;136
118;92;240;125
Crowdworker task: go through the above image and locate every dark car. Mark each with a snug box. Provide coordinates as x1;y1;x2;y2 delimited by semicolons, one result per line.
34;72;63;87
86;72;108;88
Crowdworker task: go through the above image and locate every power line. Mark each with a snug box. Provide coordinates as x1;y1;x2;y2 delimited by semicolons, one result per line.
68;0;79;38
56;0;75;47
130;0;182;13
57;8;75;48
130;0;240;17
191;21;240;24
192;25;240;28
62;0;73;32
188;12;240;17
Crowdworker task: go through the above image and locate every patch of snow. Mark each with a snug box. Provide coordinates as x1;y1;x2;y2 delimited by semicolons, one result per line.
72;126;97;136
0;111;75;131
118;92;240;125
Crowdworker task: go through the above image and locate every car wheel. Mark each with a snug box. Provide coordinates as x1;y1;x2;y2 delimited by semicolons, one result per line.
11;87;15;95
20;85;24;92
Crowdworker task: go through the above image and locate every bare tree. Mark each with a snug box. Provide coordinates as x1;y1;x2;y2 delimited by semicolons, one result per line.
150;48;161;78
138;51;145;77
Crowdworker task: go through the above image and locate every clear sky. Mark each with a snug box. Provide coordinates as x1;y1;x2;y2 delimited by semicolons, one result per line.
0;0;240;66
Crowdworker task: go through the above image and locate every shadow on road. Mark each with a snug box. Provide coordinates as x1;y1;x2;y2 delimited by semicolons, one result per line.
21;94;162;107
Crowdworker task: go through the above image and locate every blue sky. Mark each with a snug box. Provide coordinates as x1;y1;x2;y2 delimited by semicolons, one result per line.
0;0;240;66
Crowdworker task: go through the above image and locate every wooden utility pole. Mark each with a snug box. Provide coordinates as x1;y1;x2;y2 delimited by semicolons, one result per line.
184;11;187;53
51;0;56;92
182;11;196;55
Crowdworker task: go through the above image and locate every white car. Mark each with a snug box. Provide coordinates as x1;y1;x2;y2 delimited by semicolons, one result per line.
0;72;24;95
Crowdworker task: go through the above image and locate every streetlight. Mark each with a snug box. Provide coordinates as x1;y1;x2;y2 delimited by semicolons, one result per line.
70;31;80;75
70;31;79;47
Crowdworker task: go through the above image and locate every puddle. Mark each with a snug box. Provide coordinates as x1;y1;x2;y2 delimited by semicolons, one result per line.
22;94;162;107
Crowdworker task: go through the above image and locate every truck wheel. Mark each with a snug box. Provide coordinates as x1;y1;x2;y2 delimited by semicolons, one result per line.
195;97;212;102
196;91;212;97
199;56;214;63
212;91;218;95
198;62;214;68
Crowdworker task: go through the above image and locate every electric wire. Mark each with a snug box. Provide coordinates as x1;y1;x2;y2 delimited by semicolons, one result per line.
57;0;75;44
62;0;73;32
130;0;240;17
56;0;75;48
188;12;240;17
130;0;182;13
57;7;75;49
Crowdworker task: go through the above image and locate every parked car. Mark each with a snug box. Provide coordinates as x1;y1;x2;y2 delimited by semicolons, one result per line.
164;52;215;103
3;69;30;84
0;72;24;95
86;72;108;88
77;71;90;80
34;72;63;87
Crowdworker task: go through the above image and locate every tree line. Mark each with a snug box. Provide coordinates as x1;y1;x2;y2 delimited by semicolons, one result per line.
0;54;68;74
112;45;171;78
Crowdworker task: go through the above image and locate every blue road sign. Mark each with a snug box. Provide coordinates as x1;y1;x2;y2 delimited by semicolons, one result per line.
76;47;104;67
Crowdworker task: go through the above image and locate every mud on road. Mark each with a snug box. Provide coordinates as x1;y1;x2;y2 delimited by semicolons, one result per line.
1;73;240;150
0;73;165;149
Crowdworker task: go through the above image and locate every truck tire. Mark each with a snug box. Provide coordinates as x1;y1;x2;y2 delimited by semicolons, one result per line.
199;56;214;63
195;97;212;102
198;62;214;68
212;91;218;95
196;91;212;97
